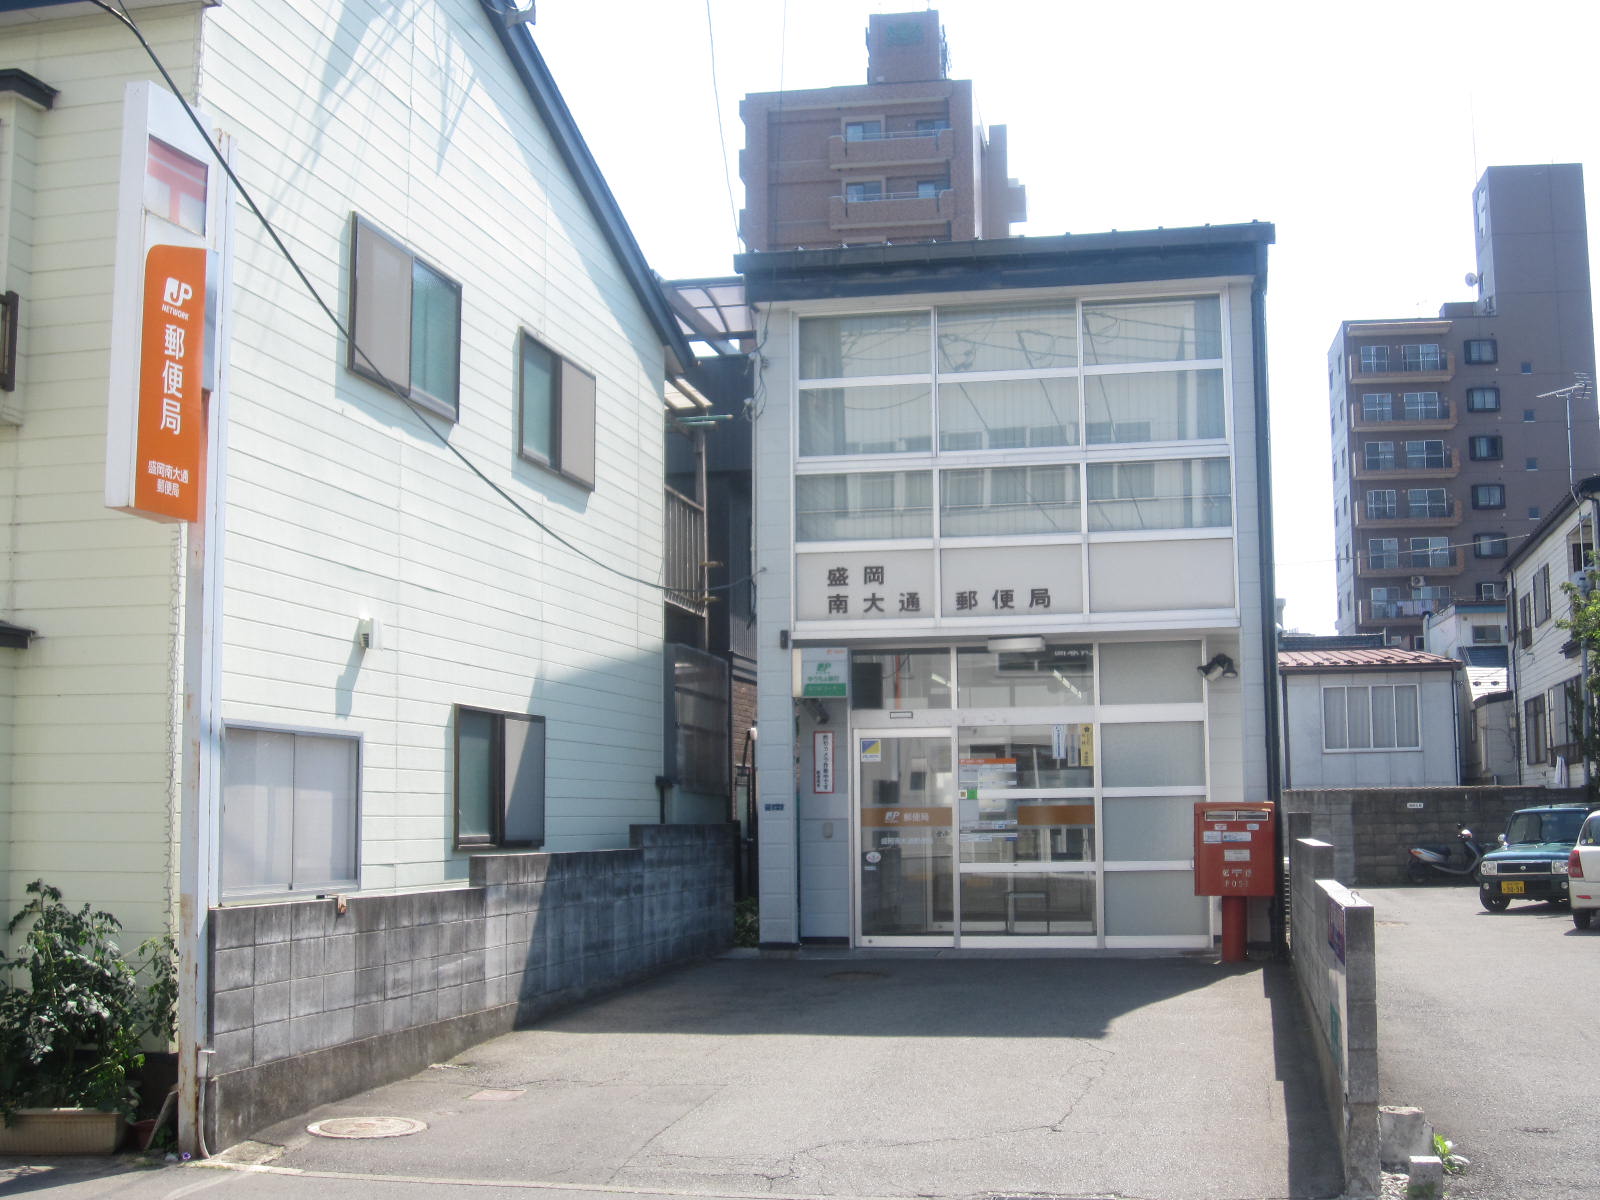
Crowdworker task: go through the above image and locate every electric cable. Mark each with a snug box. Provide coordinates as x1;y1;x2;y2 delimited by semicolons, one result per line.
91;0;758;598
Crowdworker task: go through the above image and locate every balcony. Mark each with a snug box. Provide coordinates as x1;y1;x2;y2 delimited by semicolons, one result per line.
1357;599;1448;625
1348;349;1454;384
829;189;952;231
1350;400;1456;433
1352;449;1458;481
1357;549;1464;578
828;127;953;171
1355;501;1459;530
664;486;707;618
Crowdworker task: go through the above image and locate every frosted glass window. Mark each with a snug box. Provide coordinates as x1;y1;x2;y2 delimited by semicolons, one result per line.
222;727;358;897
940;465;1079;535
1100;722;1204;786
956;644;1093;707
1324;685;1418;750
799;385;932;456
851;649;952;711
1082;297;1221;364
1104;871;1209;935
799;312;929;379
1099;641;1204;703
1103;796;1199;861
1083;369;1224;443
936;304;1077;373
938;377;1079;450
796;471;932;540
1086;458;1231;531
410;259;461;413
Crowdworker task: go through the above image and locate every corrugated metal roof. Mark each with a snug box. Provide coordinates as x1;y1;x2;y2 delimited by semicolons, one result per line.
1278;647;1461;672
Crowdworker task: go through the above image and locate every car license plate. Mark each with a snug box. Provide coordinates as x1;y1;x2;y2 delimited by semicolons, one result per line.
1501;880;1526;895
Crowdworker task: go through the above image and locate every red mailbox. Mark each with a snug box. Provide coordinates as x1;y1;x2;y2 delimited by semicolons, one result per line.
1194;800;1277;896
1194;801;1276;963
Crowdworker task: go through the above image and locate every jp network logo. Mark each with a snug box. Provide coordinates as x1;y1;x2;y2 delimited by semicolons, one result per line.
163;277;193;308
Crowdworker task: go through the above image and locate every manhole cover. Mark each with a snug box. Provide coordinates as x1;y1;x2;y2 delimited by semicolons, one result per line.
825;969;886;981
307;1116;427;1139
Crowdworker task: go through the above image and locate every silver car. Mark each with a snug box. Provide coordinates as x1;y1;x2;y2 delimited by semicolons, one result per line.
1568;810;1600;930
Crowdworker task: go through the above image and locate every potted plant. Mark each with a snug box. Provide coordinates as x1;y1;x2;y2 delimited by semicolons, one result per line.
0;880;176;1154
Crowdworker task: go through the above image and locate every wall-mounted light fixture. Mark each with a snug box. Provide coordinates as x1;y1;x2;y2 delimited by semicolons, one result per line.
1197;653;1237;682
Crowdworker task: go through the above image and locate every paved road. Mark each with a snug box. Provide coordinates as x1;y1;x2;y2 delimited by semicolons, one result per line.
1368;884;1600;1199
2;951;1342;1200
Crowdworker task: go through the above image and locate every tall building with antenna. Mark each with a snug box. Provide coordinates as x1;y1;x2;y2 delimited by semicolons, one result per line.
738;9;1026;251
1329;164;1597;643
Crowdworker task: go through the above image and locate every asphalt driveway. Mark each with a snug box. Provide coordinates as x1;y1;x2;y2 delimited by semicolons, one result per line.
216;949;1342;1200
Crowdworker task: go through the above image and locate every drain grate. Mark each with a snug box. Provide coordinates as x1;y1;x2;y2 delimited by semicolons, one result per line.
307;1116;428;1140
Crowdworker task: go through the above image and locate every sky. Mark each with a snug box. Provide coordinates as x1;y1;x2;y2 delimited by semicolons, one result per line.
532;0;1600;634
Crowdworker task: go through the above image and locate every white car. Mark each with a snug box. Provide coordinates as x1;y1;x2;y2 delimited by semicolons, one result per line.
1568;810;1600;930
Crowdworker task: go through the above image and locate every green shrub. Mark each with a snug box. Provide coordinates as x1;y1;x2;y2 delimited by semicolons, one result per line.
0;880;177;1121
734;898;759;948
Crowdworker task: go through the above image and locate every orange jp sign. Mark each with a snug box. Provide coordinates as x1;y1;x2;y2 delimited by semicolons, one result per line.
134;244;206;522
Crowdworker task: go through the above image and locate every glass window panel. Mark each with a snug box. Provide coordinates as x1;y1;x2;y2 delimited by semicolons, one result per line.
1322;687;1348;749
1085;458;1231;531
1099;641;1204;703
1083;369;1224;443
1395;685;1419;746
960;873;1095;936
1345;687;1372;748
410;259;459;412
955;644;1093;708
959;723;1095;789
519;336;556;462
799;312;929;380
938;377;1079;450
851;649;952;710
1371;685;1398;746
290;734;358;889
457;709;495;841
222;729;294;893
1082;297;1221;364
795;471;932;540
1103;796;1199;861
935;304;1077;373
959;795;1095;864
1104;871;1209;936
939;465;1079;535
1100;722;1204;787
799;385;931;456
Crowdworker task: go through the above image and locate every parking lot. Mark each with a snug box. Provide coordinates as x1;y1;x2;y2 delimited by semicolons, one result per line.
1368;883;1600;1199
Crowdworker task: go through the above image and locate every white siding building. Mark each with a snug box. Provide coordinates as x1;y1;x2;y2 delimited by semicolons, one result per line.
0;2;691;960
1504;481;1598;788
739;227;1278;951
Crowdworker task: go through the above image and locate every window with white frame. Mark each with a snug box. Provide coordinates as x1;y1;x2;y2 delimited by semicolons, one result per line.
1401;344;1443;370
1408;536;1450;567
1367;538;1399;569
518;332;597;488
1406;487;1447;518
1358;345;1390;372
454;706;545;849
1322;684;1420;750
348;215;461;418
1364;441;1396;470
1361;393;1393;421
221;727;359;897
1402;391;1443;420
1366;489;1397;519
1403;439;1445;469
794;297;1229;543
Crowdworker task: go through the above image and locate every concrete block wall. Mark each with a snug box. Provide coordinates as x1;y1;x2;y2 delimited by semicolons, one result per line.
206;824;734;1148
1289;837;1378;1200
1282;786;1585;885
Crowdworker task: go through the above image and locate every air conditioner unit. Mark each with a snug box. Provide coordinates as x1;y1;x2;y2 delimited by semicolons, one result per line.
1409;575;1427;587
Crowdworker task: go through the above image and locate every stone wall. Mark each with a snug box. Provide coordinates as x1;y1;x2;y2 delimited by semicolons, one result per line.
1289;837;1377;1199
1281;786;1585;885
206;824;735;1148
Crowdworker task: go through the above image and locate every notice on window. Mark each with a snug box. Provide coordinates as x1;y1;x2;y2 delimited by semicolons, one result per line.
959;758;1016;787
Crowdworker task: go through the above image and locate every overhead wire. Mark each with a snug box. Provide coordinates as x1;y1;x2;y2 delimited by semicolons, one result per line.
92;0;758;597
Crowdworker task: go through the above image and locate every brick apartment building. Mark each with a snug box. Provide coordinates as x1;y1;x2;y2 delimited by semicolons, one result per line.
739;9;1026;251
1330;164;1597;644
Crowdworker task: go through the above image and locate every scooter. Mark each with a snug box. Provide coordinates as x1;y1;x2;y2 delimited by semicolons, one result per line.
1406;825;1484;883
